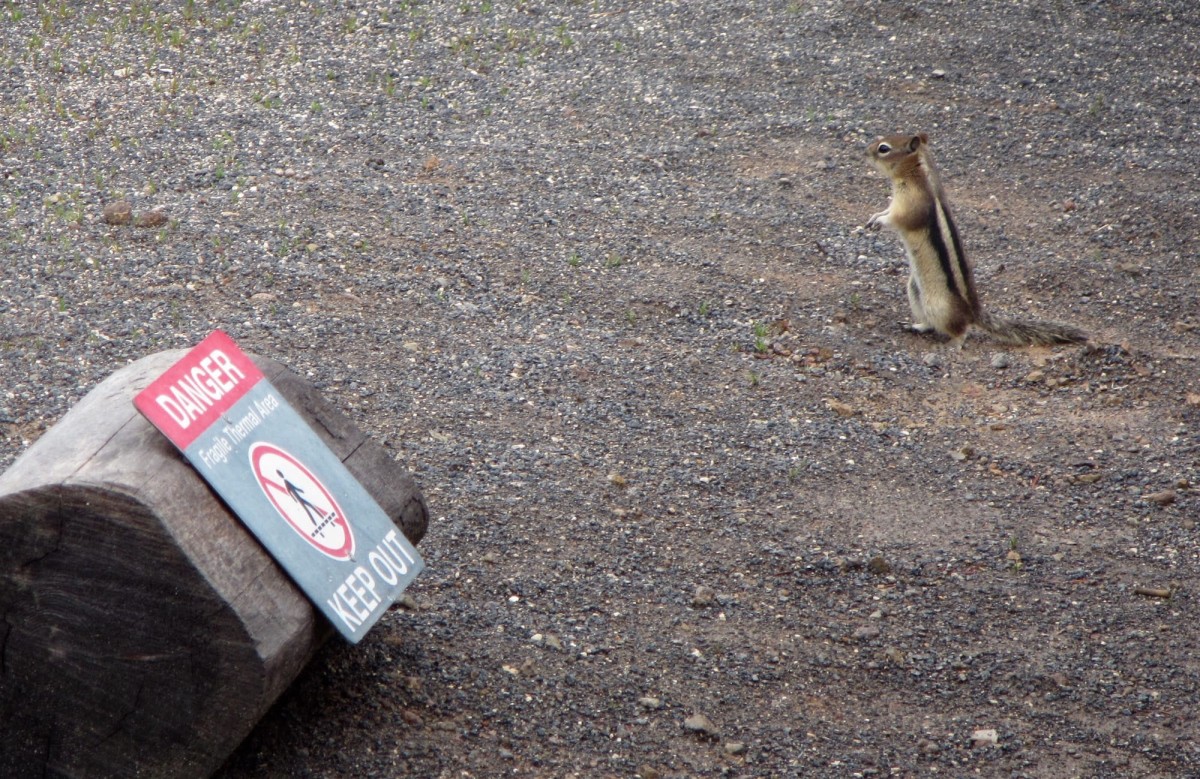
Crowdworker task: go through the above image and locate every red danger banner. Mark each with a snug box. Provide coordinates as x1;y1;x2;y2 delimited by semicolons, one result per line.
134;331;264;449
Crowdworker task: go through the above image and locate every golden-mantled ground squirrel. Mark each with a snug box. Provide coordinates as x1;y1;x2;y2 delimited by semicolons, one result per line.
866;133;1087;348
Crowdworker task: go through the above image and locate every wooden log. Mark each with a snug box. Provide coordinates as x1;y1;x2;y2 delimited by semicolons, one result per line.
0;350;428;778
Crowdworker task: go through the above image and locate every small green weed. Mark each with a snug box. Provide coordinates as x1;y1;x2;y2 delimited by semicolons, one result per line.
753;322;770;353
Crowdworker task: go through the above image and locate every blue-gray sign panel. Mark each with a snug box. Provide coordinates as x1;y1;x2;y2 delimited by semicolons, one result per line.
184;379;423;643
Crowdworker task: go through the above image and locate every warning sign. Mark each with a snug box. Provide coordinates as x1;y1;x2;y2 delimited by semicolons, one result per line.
250;442;355;560
134;330;424;643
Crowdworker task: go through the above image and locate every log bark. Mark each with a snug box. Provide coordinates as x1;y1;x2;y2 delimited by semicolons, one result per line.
0;350;428;778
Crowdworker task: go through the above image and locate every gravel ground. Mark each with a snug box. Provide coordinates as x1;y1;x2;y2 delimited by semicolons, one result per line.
3;2;1199;777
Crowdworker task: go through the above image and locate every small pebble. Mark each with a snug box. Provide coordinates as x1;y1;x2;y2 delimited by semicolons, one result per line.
867;556;891;575
102;200;132;226
826;398;857;417
853;625;881;641
971;728;999;747
134;209;167;228
949;446;974;462
683;713;719;737
1143;489;1177;507
691;585;716;608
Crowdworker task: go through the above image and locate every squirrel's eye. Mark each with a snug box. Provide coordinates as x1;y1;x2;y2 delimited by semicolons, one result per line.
877;143;891;154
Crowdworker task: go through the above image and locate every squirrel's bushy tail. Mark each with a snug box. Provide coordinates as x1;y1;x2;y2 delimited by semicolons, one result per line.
976;310;1088;346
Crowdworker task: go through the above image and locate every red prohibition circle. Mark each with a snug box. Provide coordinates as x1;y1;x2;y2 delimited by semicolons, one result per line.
249;442;355;560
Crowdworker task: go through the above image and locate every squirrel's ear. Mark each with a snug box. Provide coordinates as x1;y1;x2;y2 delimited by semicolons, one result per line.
910;133;927;151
